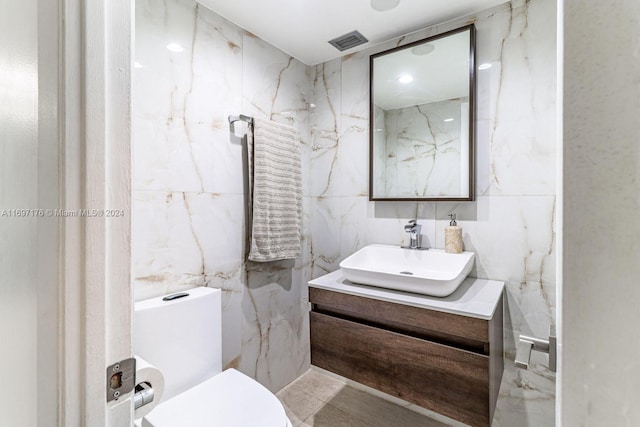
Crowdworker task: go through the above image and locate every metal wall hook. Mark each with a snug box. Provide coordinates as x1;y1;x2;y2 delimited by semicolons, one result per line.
515;325;556;372
228;114;254;126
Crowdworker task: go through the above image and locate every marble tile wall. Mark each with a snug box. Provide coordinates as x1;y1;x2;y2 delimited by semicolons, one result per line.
380;100;465;198
309;0;557;425
134;0;312;392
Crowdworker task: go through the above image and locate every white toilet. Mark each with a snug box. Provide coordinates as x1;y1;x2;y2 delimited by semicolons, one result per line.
134;287;292;427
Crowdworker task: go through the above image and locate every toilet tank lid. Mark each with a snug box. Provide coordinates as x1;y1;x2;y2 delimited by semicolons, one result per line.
135;287;221;310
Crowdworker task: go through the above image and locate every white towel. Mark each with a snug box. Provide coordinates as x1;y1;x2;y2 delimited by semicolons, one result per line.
247;118;302;262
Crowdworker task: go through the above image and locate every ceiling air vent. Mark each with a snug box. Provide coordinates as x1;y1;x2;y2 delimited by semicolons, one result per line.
328;30;369;52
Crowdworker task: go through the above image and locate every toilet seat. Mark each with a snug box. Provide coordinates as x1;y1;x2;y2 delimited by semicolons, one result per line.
141;369;290;427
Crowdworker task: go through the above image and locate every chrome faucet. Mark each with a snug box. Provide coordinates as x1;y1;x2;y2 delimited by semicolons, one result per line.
402;220;425;250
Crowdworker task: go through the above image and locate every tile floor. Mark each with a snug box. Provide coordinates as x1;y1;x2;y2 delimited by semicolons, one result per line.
276;369;449;427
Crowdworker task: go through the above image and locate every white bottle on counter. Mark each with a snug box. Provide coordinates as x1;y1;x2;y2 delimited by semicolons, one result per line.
445;213;463;254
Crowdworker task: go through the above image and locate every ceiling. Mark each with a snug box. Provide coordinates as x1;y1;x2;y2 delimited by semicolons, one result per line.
373;29;470;110
195;0;506;65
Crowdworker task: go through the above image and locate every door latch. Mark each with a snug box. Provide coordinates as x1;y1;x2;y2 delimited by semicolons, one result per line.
106;358;136;402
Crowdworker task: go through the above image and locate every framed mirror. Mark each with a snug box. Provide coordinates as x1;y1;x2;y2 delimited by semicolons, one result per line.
370;24;475;201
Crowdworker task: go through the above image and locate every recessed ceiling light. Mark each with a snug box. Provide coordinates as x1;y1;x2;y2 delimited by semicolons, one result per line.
478;63;492;70
444;118;454;122
166;43;184;53
371;0;400;12
134;61;143;69
398;74;413;84
411;44;435;56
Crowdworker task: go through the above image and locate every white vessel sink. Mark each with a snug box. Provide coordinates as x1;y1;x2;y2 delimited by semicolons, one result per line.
339;244;475;297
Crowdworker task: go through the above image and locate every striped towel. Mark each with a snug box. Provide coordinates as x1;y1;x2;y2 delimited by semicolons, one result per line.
247;118;302;262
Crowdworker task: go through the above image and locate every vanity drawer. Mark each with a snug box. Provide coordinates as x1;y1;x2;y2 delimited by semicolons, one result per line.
309;287;490;353
310;311;491;427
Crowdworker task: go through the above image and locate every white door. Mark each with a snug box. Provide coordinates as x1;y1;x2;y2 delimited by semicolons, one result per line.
0;0;49;425
0;0;134;425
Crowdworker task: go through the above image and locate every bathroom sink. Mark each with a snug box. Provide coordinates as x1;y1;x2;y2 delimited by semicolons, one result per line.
339;244;475;297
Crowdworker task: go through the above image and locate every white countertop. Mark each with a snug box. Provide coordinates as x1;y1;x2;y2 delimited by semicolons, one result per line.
309;270;504;320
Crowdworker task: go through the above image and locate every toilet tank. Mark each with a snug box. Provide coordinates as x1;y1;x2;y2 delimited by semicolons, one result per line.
134;287;222;403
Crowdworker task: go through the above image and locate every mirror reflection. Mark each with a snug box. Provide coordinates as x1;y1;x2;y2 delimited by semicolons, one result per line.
370;25;475;200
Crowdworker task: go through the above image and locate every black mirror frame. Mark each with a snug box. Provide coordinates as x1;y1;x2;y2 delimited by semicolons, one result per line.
369;24;476;201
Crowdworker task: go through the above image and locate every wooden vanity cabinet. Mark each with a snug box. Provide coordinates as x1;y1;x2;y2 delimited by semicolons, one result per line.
309;286;503;427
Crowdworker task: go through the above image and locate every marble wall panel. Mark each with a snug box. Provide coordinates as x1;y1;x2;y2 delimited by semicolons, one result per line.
239;300;310;393
134;0;311;391
474;0;557;197
238;31;313;392
309;197;342;278
340;198;438;252
133;190;246;367
135;0;244;194
339;53;370;198
310;60;343;198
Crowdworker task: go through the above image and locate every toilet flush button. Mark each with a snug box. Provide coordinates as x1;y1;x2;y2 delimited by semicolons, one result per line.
162;292;190;301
